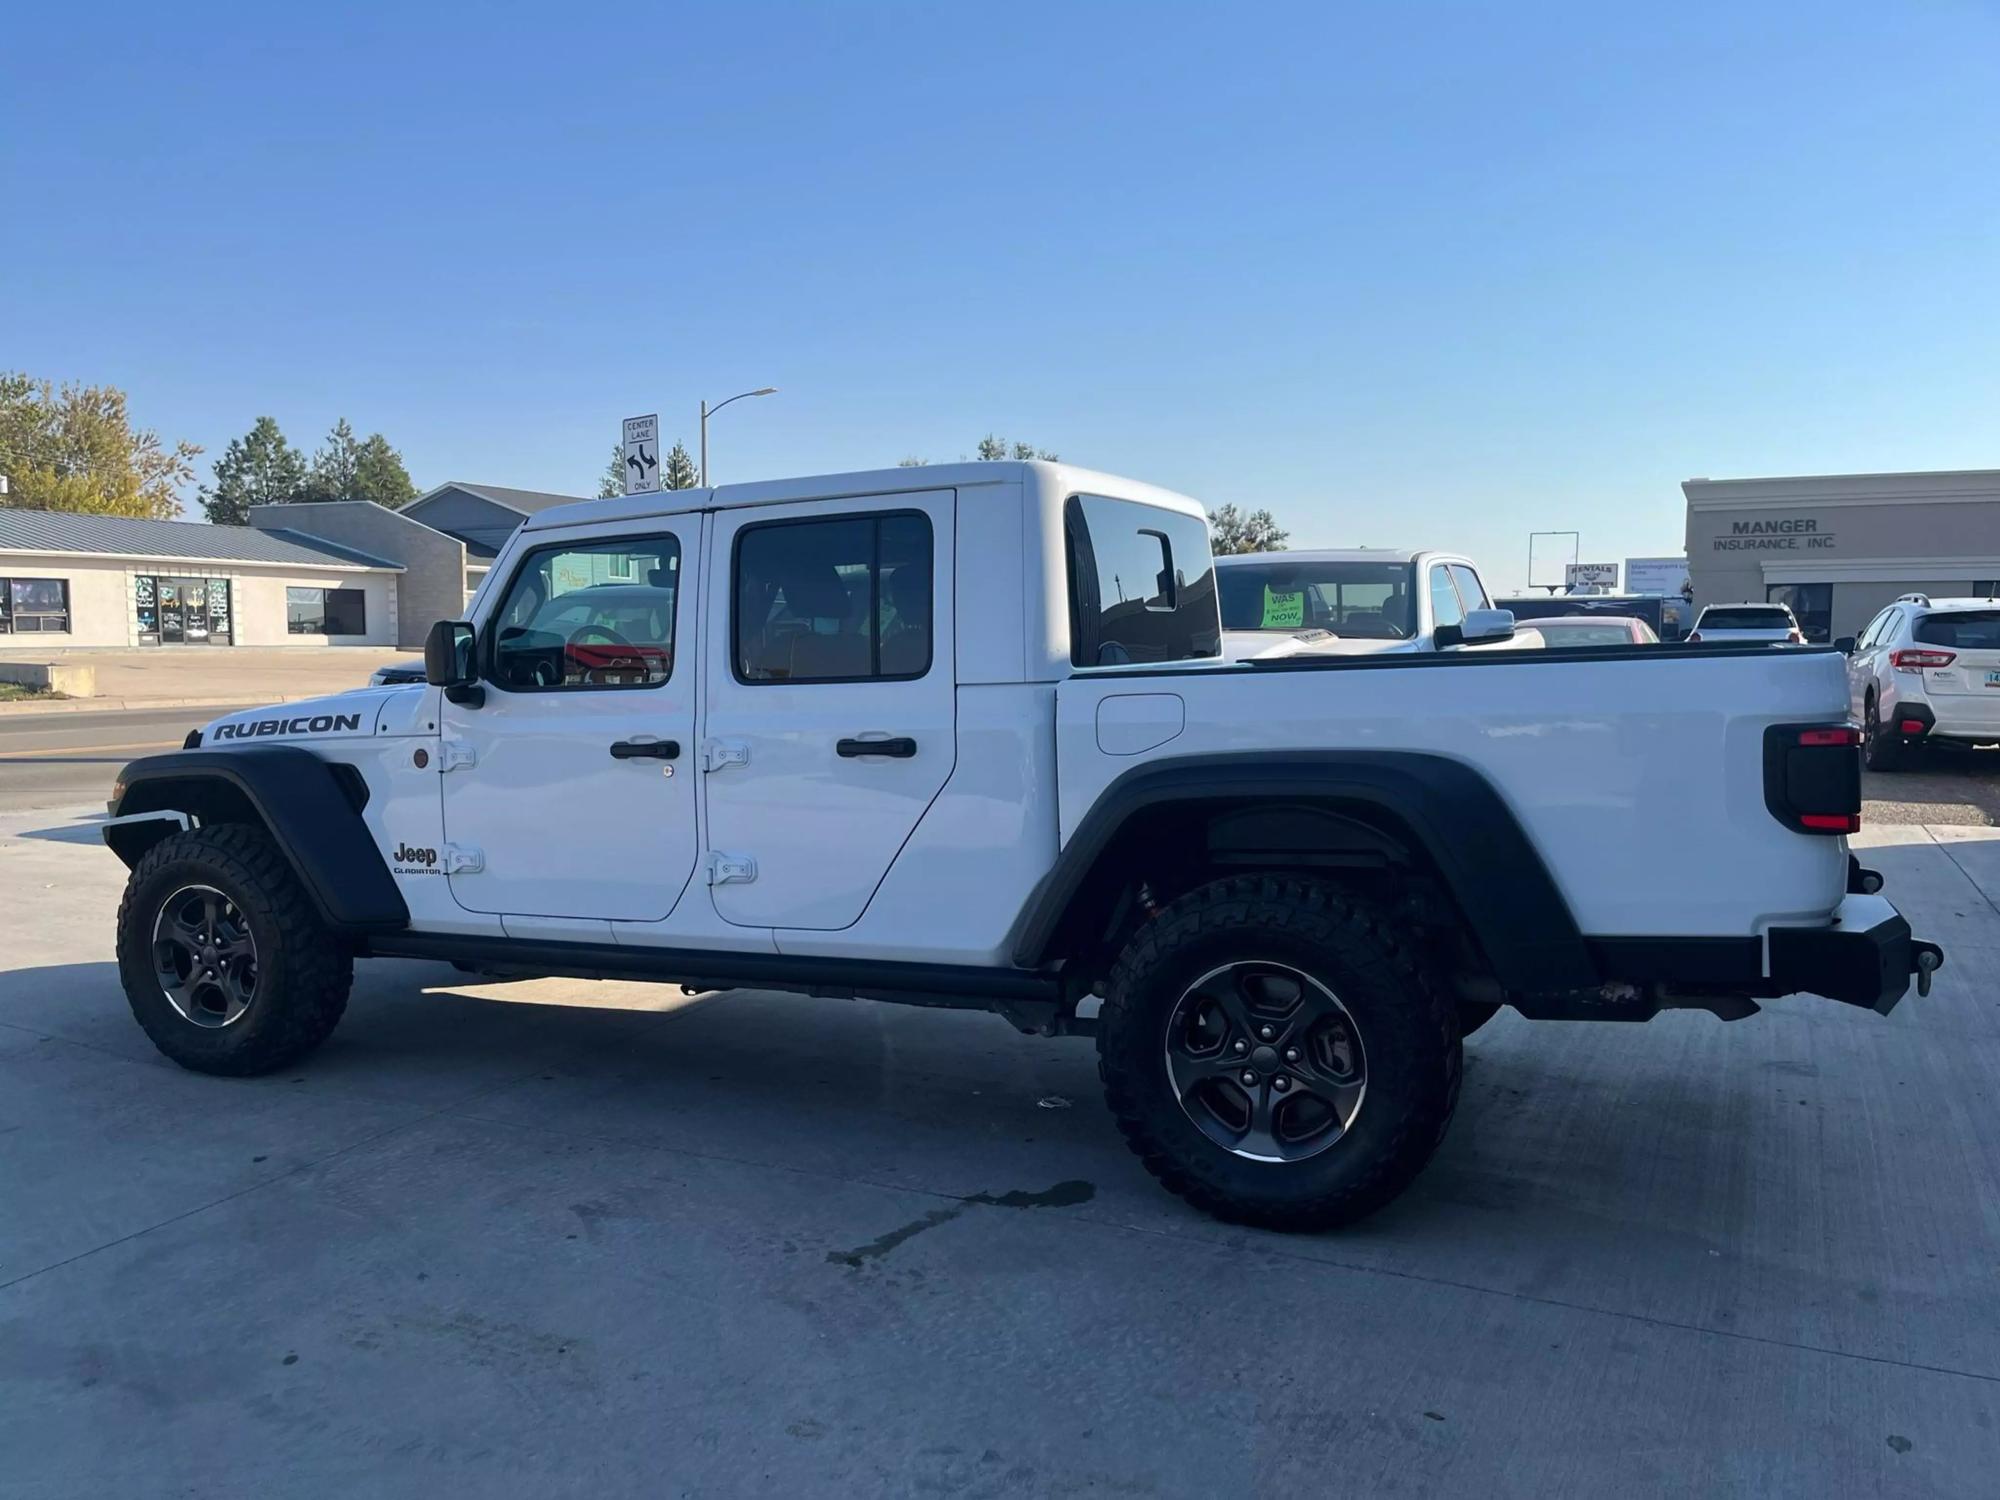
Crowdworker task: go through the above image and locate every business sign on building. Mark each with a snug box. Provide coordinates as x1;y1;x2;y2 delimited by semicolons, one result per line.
1625;556;1691;597
1710;517;1835;552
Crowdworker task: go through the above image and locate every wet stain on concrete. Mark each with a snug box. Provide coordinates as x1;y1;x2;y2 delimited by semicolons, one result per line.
826;1180;1096;1268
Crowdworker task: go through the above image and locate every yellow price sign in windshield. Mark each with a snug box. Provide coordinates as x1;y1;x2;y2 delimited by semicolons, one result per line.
1261;585;1306;629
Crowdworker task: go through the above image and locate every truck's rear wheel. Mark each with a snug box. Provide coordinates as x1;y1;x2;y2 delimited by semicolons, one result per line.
115;824;353;1076
1097;876;1460;1231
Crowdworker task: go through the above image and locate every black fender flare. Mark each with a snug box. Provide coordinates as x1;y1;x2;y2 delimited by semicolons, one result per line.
1009;751;1598;993
106;747;409;933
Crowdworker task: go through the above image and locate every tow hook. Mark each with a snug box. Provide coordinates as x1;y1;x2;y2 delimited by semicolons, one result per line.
1914;942;1944;998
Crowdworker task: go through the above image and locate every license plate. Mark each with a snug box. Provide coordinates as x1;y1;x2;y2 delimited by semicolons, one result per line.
1986;671;2000;688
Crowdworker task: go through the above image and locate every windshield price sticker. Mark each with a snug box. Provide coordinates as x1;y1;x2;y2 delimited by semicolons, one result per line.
1262;586;1306;629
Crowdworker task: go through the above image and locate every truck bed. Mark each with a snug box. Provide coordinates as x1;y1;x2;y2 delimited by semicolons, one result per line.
1057;643;1852;940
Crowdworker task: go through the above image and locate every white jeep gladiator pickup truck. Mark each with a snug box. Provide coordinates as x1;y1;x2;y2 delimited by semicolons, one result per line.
102;461;1941;1230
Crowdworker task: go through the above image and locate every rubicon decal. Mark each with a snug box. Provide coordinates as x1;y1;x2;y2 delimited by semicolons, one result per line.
214;712;364;740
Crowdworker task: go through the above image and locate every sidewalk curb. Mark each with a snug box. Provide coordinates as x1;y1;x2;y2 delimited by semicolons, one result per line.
0;695;288;717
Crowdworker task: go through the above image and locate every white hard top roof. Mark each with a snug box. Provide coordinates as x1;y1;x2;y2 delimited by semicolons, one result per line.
1905;596;2000;610
520;459;1207;532
1214;547;1425;566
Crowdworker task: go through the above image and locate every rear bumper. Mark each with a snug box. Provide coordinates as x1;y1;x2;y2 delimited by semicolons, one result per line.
1765;894;1941;1016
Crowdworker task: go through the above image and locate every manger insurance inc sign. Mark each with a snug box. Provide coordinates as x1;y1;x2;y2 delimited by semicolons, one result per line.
1711;516;1836;552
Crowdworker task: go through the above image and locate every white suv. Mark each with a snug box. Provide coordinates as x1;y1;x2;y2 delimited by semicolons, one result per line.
1688;602;1803;644
1846;594;2000;768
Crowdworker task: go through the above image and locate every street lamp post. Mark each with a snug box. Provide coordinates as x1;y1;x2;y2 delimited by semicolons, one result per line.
699;387;778;487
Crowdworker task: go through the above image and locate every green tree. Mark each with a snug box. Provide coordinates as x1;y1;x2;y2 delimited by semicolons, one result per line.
598;446;624;499
350;432;417;508
301;418;361;502
973;434;1060;462
663;440;699;490
298;418;414;507
0;371;200;519
1206;503;1289;555
198;416;307;525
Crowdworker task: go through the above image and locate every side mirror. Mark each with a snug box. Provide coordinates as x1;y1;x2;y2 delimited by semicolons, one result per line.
1834;636;1856;656
424;620;483;705
1437;608;1515;648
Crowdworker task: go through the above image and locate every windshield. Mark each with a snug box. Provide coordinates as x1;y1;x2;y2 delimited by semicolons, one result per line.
1700;607;1789;630
1217;560;1416;639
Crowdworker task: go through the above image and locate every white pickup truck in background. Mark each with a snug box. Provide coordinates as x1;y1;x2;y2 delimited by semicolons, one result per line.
102;461;1940;1231
1213;548;1520;662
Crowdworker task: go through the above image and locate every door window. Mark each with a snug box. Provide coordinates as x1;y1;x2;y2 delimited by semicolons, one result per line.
1428;565;1464;630
734;512;932;683
489;535;680;690
1448;564;1489;611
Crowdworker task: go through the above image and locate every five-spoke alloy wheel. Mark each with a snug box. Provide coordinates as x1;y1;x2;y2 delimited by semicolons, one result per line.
1164;960;1367;1163
152;884;260;1028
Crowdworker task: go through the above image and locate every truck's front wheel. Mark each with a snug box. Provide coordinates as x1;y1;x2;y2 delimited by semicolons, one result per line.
115;824;353;1076
1097;876;1460;1231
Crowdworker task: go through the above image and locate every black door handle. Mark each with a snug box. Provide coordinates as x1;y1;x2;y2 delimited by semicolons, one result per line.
837;736;917;759
609;739;680;760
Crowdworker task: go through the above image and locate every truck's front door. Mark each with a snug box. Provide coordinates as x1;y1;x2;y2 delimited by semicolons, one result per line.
701;490;956;930
440;519;701;921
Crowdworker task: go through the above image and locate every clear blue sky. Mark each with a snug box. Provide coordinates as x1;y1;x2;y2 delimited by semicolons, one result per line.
6;1;1997;590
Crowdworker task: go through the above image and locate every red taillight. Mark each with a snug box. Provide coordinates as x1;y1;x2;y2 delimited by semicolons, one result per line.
1797;727;1861;747
1787;629;1805;644
1891;648;1955;671
1900;719;1927;735
1800;812;1862;833
1687;631;1702;642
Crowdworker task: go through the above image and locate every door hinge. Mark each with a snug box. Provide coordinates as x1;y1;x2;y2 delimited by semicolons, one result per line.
702;739;750;773
707;852;757;886
444;844;484;874
440;740;477;772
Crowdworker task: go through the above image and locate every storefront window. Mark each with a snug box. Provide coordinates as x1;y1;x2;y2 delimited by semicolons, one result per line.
0;578;71;633
1766;583;1831;643
287;587;367;636
136;576;232;645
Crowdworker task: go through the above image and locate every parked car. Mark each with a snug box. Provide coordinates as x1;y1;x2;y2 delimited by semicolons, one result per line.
1841;593;2000;769
100;460;1939;1233
368;661;425;687
1496;593;1680;640
1214;548;1514;661
1689;602;1803;644
1517;615;1659;648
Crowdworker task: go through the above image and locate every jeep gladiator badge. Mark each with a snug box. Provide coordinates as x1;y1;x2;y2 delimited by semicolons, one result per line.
390;842;441;875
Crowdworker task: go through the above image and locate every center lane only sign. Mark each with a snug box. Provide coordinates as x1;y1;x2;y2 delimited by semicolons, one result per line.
622;414;660;495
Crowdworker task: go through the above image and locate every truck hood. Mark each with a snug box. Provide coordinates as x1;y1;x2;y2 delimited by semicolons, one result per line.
199;686;427;747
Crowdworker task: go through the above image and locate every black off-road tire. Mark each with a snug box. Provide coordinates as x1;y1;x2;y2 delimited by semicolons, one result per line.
1097;876;1461;1232
115;823;353;1075
1864;695;1907;772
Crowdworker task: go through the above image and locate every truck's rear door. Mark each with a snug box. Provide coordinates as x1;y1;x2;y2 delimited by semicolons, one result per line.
700;489;958;929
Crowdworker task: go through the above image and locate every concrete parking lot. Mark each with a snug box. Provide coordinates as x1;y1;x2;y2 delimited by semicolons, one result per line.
3;789;1999;1494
